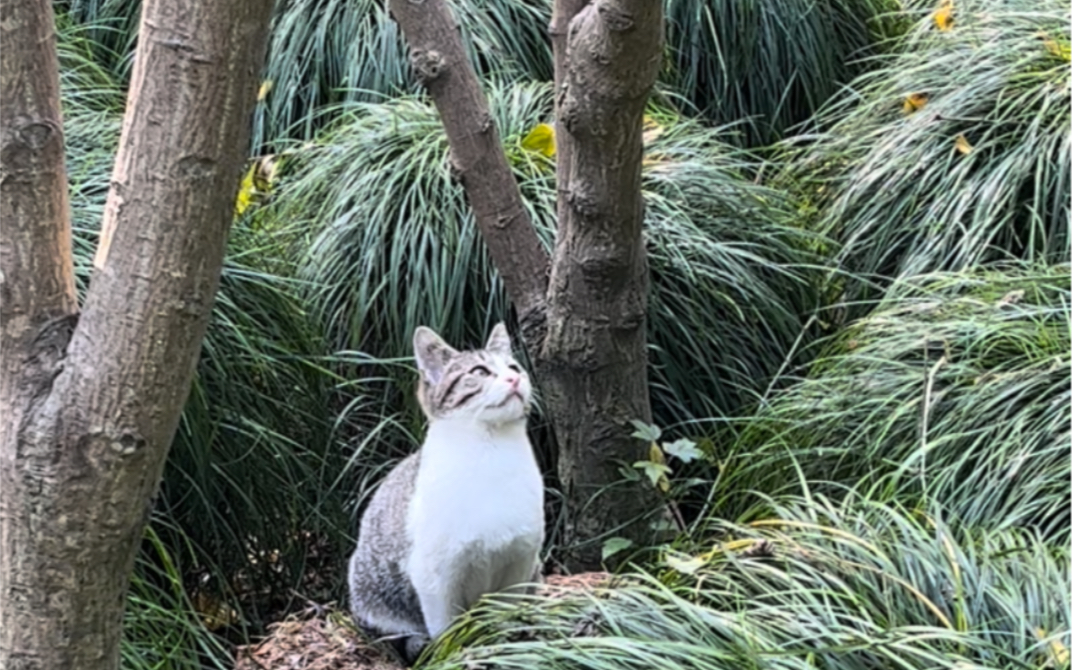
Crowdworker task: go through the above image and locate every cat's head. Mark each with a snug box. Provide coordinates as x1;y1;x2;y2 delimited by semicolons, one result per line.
413;323;532;425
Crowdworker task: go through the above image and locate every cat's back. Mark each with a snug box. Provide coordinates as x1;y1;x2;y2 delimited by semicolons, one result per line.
348;451;427;652
355;451;420;558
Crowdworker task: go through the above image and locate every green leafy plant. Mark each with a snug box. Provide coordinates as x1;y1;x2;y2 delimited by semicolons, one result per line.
122;524;233;670
251;0;552;150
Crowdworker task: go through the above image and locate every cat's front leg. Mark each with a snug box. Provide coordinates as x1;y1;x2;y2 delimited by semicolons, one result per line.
494;548;541;595
414;584;457;638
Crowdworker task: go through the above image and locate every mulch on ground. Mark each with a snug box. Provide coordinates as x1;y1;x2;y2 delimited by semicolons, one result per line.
234;572;613;670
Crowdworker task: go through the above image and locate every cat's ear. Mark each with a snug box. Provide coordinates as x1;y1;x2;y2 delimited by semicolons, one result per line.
413;327;457;386
484;322;512;356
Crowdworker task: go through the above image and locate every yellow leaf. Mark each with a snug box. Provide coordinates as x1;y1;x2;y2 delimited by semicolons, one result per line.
933;0;954;31
1049;637;1069;665
193;591;239;631
649;442;665;465
642;114;665;145
647;443;670;491
235;163;258;217
521;123;556;157
257;79;273;101
1036;628;1070;666
954;134;973;155
1041;34;1072;62
235;155;282;217
903;92;929;114
665;552;705;575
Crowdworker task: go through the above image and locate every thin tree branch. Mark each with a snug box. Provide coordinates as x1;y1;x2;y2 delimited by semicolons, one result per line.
388;0;550;331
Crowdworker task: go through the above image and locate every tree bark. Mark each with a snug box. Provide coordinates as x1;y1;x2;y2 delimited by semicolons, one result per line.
542;0;664;567
0;0;273;667
0;0;79;447
390;0;664;569
548;0;585;208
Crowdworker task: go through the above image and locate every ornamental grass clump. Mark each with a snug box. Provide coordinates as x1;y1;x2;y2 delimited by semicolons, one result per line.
787;0;1070;294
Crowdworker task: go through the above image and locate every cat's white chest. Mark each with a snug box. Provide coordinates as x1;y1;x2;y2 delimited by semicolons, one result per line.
407;422;543;558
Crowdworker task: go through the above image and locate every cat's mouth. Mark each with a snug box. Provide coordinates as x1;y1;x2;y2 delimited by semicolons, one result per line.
492;391;525;408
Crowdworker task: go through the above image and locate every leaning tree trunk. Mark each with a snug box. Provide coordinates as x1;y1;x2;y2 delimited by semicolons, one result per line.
0;0;273;667
389;0;664;569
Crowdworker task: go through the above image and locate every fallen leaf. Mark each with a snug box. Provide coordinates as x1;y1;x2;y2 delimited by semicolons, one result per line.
665;552;705;575
257;79;273;101
934;0;954;31
954;133;973;154
903;92;929;114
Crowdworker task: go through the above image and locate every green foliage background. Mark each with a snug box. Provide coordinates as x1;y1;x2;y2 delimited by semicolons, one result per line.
52;0;1070;666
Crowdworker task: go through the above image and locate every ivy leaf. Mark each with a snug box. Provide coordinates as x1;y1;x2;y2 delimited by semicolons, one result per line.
663;438;702;463
633;460;672;491
602;537;633;562
629;419;662;442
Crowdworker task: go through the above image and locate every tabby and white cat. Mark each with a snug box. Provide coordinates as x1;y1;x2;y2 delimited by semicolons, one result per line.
348;323;544;662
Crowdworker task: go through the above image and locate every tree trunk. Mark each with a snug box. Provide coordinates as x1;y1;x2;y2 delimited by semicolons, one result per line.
541;0;664;568
0;0;79;447
390;0;665;570
0;0;273;667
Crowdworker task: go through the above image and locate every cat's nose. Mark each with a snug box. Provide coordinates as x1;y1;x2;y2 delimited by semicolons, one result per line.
504;375;520;389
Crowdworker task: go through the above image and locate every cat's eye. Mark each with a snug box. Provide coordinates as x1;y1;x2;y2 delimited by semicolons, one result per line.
469;365;491;376
508;364;521;373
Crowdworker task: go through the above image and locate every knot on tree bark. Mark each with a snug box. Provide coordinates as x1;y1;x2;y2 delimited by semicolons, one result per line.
566;186;600;220
597;2;634;32
17;119;62;150
22;312;79;390
410;49;445;84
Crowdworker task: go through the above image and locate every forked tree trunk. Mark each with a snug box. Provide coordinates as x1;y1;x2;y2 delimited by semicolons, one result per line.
0;0;273;667
389;0;664;569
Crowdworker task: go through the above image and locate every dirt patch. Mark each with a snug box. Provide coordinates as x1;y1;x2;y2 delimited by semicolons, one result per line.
234;573;614;670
